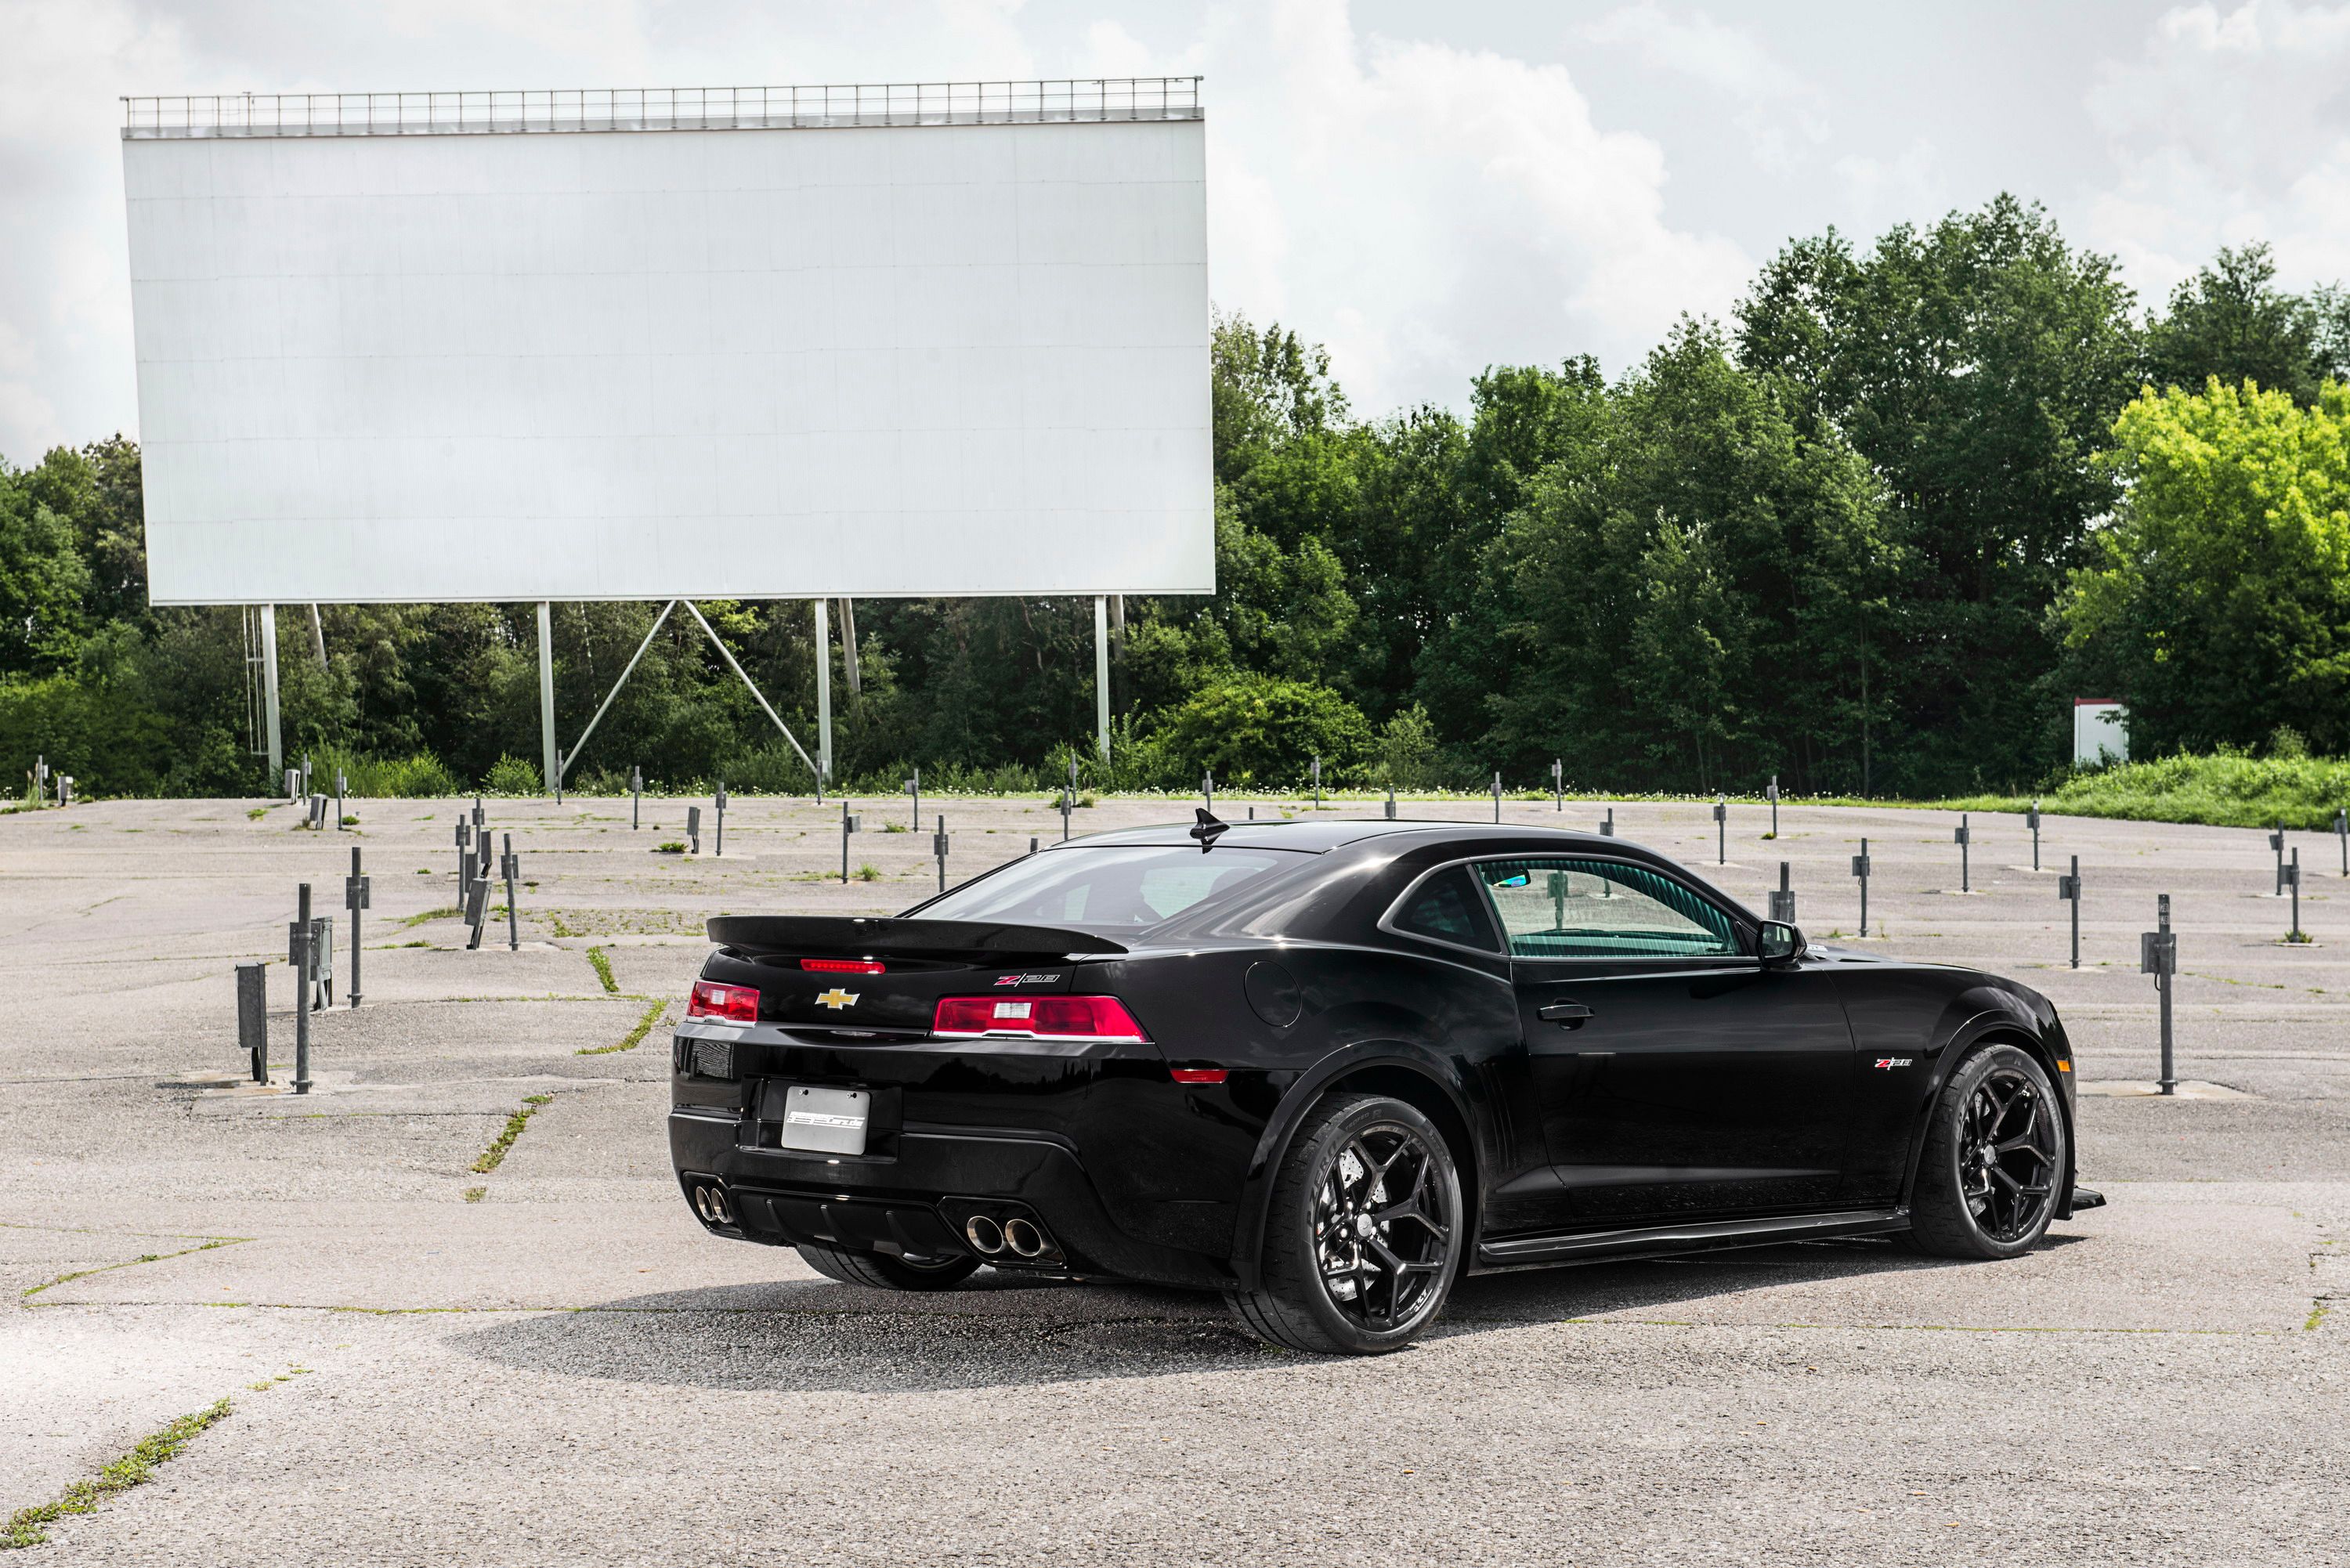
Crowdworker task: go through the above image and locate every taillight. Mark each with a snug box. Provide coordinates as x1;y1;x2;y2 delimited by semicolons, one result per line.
687;980;759;1023
801;958;884;974
1170;1068;1227;1086
932;995;1149;1042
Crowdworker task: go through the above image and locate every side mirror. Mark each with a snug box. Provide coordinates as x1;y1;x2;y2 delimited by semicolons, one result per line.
1759;920;1806;966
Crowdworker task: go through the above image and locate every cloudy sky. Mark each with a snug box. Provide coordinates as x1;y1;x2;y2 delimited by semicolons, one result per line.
5;0;2348;461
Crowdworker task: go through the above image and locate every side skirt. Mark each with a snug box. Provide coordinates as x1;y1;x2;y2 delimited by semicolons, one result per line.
1472;1207;1911;1273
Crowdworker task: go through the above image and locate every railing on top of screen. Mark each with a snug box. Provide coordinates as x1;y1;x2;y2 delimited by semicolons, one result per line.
121;79;1205;138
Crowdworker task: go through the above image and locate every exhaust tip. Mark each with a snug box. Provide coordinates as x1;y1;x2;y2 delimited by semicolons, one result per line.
1003;1216;1046;1258
692;1186;714;1220
709;1187;732;1224
964;1215;1005;1255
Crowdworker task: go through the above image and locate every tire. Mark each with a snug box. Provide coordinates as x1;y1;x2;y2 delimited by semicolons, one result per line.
1225;1092;1463;1355
795;1241;982;1292
1905;1042;2067;1260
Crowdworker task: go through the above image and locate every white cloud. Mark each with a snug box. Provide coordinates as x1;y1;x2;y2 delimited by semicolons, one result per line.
2084;1;2350;302
1209;0;1752;410
1575;2;1824;174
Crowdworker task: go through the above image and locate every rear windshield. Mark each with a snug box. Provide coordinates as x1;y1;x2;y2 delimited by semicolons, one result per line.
916;846;1297;934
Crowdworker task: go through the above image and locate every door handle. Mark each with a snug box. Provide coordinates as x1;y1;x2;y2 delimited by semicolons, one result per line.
1538;1000;1593;1028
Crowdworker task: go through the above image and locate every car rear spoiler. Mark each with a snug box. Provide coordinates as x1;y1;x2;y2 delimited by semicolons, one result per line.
706;915;1127;959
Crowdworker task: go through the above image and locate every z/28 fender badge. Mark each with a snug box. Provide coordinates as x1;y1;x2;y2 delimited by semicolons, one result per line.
815;988;860;1010
1873;1057;1914;1069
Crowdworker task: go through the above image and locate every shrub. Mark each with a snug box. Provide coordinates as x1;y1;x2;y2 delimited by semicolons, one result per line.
483;754;543;796
1148;674;1372;787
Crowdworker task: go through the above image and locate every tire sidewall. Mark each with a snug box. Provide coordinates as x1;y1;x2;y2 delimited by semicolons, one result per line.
1925;1044;2066;1259
1271;1094;1463;1354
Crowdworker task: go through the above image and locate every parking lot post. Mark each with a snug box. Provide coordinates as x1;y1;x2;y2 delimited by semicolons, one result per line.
1313;755;1322;811
31;753;44;808
1385;786;1397;821
2337;807;2346;876
933;815;949;892
289;883;314;1095
1203;770;1214;813
906;767;920;831
2142;894;2177;1094
2270;823;2285;894
455;817;470;887
1492;771;1502;825
1851;838;1871;936
1769;861;1795;923
2287;848;2304;941
631;766;642;830
1061;786;1072;842
1766;775;1779;839
714;782;726;858
501;834;520;952
1713;795;1726;865
344;847;370;1007
236;960;267;1083
1955;813;1972;893
2029;798;2042;871
335;770;346;831
1552;758;1562;812
685;805;701;856
1601;807;1614;837
840;801;859;883
2059;855;2082;969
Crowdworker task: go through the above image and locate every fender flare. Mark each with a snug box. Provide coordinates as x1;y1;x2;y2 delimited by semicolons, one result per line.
1896;995;2077;1217
1224;1041;1483;1292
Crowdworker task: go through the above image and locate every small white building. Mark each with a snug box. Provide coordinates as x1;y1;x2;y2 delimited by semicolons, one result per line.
2073;699;2128;767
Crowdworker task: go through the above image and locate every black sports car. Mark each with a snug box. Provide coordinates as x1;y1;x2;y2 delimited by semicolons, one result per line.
669;815;2101;1354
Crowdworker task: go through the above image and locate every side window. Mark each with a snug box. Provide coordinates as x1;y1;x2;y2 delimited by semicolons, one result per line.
1475;858;1740;960
1389;865;1502;952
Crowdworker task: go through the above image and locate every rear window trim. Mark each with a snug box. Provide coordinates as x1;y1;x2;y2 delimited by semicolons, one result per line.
1376;859;1506;959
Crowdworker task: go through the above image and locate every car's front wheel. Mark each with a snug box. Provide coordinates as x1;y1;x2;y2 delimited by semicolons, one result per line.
1905;1042;2067;1259
795;1241;981;1291
1225;1092;1463;1355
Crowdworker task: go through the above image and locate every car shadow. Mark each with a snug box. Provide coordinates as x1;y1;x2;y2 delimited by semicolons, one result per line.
448;1234;2080;1393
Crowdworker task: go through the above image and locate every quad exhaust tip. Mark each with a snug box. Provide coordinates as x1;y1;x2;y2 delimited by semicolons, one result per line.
1002;1216;1046;1258
964;1215;1005;1255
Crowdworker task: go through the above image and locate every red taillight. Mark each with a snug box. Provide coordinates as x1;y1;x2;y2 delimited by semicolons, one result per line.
800;958;885;974
687;980;759;1023
932;995;1149;1042
1170;1068;1227;1086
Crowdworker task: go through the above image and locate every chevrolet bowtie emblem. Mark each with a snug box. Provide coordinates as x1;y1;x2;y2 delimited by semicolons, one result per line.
815;988;859;1010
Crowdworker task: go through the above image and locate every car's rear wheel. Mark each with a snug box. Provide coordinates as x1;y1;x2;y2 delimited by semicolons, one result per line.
1225;1092;1462;1355
795;1241;981;1291
1905;1042;2066;1259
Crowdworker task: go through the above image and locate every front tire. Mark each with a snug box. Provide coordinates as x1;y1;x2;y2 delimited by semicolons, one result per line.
1225;1093;1463;1355
1906;1042;2067;1259
795;1241;981;1291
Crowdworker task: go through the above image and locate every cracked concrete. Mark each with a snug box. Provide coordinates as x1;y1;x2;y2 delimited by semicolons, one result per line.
2;794;2346;1564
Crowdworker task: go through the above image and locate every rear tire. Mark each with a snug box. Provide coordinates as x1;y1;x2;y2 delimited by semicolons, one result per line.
795;1241;981;1291
1224;1093;1462;1355
1905;1042;2066;1260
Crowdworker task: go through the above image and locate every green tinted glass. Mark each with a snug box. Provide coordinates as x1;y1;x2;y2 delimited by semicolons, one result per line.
1474;858;1738;959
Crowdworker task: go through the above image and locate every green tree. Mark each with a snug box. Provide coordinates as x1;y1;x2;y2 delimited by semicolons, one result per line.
1737;195;2140;792
1148;671;1372;786
0;461;92;674
2142;244;2341;407
2059;381;2350;753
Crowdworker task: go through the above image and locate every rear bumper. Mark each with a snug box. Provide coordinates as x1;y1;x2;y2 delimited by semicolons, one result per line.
667;1107;1238;1290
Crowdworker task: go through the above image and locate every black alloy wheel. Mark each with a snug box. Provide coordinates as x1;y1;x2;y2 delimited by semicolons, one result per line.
1227;1093;1463;1355
795;1241;981;1292
1906;1042;2067;1259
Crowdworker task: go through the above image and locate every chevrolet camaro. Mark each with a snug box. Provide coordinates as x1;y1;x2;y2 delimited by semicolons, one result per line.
669;815;2101;1354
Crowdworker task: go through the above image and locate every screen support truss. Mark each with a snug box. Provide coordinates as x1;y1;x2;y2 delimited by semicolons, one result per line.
554;600;822;795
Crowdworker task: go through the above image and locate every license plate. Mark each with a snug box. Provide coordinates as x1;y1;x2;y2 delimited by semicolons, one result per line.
779;1085;869;1155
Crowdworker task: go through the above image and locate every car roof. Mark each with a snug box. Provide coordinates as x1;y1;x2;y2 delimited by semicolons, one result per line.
1053;818;1647;854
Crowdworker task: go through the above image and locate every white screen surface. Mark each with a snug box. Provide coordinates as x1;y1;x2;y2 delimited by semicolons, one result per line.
124;116;1210;604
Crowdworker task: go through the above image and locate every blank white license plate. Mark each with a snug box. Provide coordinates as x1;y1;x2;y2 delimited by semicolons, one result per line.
780;1086;869;1155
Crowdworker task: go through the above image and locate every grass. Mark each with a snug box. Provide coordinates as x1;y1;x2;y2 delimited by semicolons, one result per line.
2;1399;233;1548
244;806;268;821
462;1186;486;1204
653;840;685;854
21;1237;247;1301
579;997;669;1056
1936;752;2350;832
397;906;461;929
585;947;618;993
855;862;881;882
470;1094;553;1174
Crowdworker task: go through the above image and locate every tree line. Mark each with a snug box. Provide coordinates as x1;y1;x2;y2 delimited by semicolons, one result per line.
5;195;2349;800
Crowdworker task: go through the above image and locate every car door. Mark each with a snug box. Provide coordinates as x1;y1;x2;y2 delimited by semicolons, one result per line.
1472;856;1856;1226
